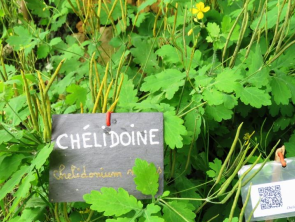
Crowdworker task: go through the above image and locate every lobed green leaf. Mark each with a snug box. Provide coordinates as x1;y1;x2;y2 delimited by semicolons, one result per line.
84;187;143;217
133;159;159;196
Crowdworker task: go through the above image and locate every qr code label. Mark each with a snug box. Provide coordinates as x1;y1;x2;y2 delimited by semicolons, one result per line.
258;185;283;210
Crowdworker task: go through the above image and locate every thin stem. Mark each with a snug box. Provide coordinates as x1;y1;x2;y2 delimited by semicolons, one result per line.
63;203;70;222
54;203;61;222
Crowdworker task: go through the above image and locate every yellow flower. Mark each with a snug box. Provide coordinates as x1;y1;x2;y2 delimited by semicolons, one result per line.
191;2;210;20
243;131;255;145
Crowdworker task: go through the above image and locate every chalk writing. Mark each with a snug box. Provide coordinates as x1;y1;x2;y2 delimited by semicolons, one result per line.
126;167;163;176
127;169;134;176
53;164;122;180
55;124;160;149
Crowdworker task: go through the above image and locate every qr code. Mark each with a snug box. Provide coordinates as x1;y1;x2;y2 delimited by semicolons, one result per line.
258;185;283;210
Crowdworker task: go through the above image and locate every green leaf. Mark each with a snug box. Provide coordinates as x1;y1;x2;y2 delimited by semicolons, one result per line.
51;14;67;31
65;84;88;107
39;31;49;40
184;47;202;69
163;201;196;222
6;26;38;55
207;23;220;38
141;69;185;100
53;71;75;95
26;0;50;18
174;176;202;210
145;203;161;215
235;85;271;108
214;68;242;93
26;197;47;208
0;129;14;144
0;9;5;17
156;45;181;65
285;76;295;104
130;38;158;74
164;111;187;149
250;4;287;30
31;143;53;169
270;75;292;105
49;37;62;46
20;207;45;222
143;203;163;222
101;0;122;24
84;187;143;217
7;216;25;222
133;159;159;196
0;154;25;182
273;117;291;132
37;44;50;59
203;88;224;105
0;64;16;78
271;44;295;70
221;15;240;40
223;94;238;109
63;43;85;60
0;165;30;200
143;216;163;222
4;95;30;126
138;0;157;11
246;45;269;88
206;158;222;178
205;105;233;122
194;75;213;87
184;109;202;140
206;36;213;43
0;143;52;200
6;26;33;50
117;74;138;111
9;172;35;216
130;13;149;28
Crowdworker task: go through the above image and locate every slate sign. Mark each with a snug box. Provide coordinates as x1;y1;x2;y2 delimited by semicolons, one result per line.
49;113;164;202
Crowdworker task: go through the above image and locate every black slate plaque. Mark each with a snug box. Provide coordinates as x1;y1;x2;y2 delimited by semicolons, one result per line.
49;113;163;202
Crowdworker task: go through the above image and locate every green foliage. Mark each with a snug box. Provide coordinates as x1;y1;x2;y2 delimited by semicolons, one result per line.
163;201;196;222
235;86;271;108
117;74;138;111
142;204;164;222
164;111;187;148
6;26;33;51
156;45;182;65
84;158;199;221
137;0;157;12
65;84;88;107
207;22;220;38
214;68;242;93
133;158;159;196
271;75;292;105
84;187;143;216
141;69;185;100
0;144;53;206
0;154;25;182
130;37;159;74
206;158;222;178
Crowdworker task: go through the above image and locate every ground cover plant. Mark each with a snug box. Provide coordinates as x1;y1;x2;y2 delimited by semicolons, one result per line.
0;0;295;221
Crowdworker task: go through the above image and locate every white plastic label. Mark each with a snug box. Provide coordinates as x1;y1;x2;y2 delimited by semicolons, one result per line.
251;179;295;218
